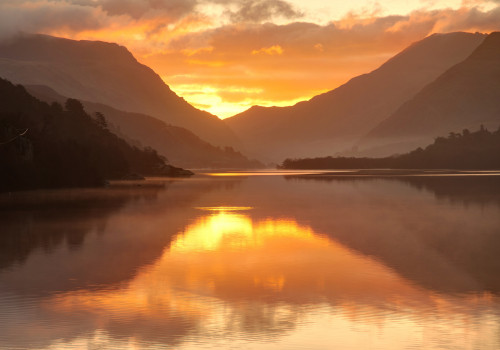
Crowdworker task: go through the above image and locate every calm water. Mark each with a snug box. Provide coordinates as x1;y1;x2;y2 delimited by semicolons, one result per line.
1;171;500;349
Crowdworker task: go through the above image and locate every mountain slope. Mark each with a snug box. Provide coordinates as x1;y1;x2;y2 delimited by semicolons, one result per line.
0;33;237;147
360;32;500;155
0;78;191;192
225;32;486;161
26;85;261;169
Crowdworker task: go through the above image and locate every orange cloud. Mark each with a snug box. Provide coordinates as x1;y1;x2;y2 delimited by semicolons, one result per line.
252;44;284;55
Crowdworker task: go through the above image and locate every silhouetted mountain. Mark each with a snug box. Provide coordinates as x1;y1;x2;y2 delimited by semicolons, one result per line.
280;126;500;170
361;32;500;155
225;32;486;161
0;33;238;147
26;85;262;169
0;78;191;192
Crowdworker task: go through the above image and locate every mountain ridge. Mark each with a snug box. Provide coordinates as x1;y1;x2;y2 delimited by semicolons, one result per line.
0;33;238;147
225;32;487;161
360;31;500;155
25;84;261;168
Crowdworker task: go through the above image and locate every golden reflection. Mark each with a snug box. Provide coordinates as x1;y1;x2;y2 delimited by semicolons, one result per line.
43;209;499;348
171;211;253;252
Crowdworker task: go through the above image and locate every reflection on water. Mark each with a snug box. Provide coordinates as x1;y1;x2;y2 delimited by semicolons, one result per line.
1;174;500;349
285;173;500;206
0;184;174;296
284;174;500;293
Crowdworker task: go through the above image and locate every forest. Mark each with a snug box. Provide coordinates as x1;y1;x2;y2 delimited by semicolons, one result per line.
279;126;500;170
0;78;191;192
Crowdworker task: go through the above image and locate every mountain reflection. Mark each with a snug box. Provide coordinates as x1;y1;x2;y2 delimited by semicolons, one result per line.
5;208;496;349
284;173;500;206
281;174;500;293
0;184;165;272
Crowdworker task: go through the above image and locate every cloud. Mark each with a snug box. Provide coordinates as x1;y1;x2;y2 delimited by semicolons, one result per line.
434;6;500;32
165;17;434;64
314;43;324;52
223;0;303;23
2;0;199;21
384;5;500;34
252;44;283;55
0;0;303;39
98;0;198;20
0;1;108;39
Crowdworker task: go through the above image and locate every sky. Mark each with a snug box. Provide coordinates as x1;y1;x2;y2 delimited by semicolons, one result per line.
1;1;500;118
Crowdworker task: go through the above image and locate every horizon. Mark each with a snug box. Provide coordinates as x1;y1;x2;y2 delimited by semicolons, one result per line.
2;0;500;118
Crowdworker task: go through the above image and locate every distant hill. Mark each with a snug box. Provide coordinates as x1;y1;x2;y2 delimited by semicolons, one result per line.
0;33;238;147
0;78;191;192
225;32;486;162
359;32;500;156
26;85;261;169
280;126;500;170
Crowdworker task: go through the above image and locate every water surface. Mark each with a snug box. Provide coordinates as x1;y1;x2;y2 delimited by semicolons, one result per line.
1;172;500;349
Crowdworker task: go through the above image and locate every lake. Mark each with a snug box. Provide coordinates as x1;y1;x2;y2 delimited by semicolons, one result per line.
1;171;500;349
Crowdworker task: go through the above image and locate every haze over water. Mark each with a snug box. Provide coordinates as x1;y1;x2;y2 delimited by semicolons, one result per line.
1;172;500;349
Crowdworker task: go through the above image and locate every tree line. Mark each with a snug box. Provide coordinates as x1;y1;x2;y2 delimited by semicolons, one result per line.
279;126;500;170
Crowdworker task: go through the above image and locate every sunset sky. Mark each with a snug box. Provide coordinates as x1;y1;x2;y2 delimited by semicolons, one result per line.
1;0;500;118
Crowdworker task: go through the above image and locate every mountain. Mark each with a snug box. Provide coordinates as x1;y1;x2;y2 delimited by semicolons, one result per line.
225;32;486;162
359;32;500;156
0;78;191;192
0;33;237;147
26;85;261;169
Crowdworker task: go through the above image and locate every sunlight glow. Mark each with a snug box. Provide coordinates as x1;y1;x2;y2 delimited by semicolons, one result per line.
166;82;283;118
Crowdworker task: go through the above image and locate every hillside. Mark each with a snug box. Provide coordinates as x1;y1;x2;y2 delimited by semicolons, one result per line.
0;78;191;192
225;32;486;161
280;126;500;170
26;85;261;169
360;32;500;156
0;33;238;147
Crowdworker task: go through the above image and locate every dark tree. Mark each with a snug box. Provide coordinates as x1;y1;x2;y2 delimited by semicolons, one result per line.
65;98;84;113
94;112;108;129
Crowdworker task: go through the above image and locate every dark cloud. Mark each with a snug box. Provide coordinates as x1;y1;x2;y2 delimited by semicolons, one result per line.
223;0;303;23
0;1;105;39
436;6;500;32
98;0;198;20
0;0;303;37
92;0;303;22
